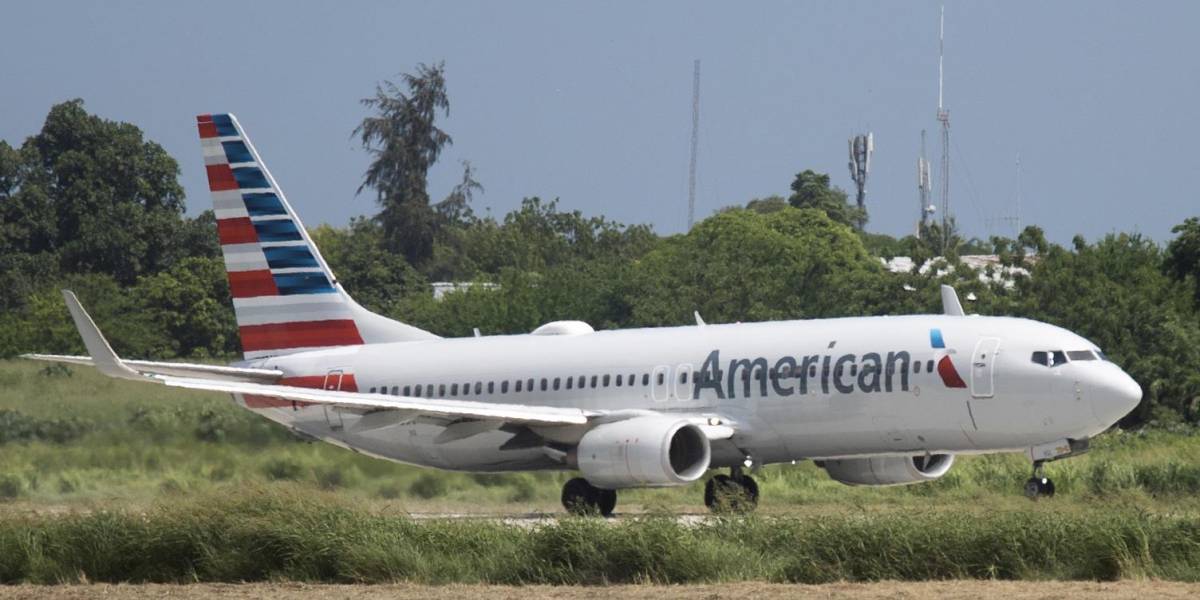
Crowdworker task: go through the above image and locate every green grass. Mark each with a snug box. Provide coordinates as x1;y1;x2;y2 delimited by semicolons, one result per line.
3;358;1200;516
2;486;1200;583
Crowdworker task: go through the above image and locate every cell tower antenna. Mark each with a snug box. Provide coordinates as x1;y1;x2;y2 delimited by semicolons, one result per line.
848;132;873;231
687;59;700;231
918;130;933;236
936;4;952;250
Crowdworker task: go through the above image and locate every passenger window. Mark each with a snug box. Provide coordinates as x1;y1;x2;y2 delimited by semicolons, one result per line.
449;383;457;395
553;378;561;391
680;372;689;384
810;365;818;378
540;378;548;391
1067;350;1096;361
1050;351;1068;367
391;386;399;396
413;384;422;396
616;374;623;386
439;384;446;396
475;382;482;394
578;375;586;388
403;385;411;396
656;372;664;385
501;381;509;393
850;365;858;377
913;361;921;373
527;378;534;391
369;387;376;394
516;380;523;392
926;360;934;373
566;377;573;390
642;373;650;386
603;374;610;387
591;375;598;388
488;382;495;393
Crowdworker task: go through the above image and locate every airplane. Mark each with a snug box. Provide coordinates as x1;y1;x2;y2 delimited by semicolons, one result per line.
25;113;1143;515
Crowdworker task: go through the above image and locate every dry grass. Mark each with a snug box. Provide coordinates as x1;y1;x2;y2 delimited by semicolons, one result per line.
2;581;1200;599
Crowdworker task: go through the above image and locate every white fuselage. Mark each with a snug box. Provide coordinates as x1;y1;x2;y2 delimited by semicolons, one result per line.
233;314;1141;473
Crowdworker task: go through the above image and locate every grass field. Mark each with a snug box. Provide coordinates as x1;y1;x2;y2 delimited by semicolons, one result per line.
4;360;1200;585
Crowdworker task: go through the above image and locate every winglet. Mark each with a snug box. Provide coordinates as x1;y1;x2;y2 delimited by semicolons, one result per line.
694;311;706;326
940;285;965;316
61;290;144;381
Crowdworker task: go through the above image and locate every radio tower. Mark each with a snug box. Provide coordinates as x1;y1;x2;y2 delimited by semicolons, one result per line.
687;59;700;231
917;130;933;236
848;132;873;231
936;5;952;250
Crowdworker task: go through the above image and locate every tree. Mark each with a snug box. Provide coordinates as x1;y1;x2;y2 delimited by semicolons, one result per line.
1165;217;1200;305
787;170;864;229
355;62;452;265
627;207;886;326
0;100;213;309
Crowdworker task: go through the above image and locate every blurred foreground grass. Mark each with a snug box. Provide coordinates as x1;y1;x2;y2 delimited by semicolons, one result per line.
3;360;1200;516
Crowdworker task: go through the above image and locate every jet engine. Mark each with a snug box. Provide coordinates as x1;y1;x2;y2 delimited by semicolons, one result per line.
819;454;954;486
572;416;711;489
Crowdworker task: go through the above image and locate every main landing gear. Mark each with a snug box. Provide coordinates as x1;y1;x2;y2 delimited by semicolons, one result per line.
561;477;617;516
1024;460;1056;500
704;466;759;513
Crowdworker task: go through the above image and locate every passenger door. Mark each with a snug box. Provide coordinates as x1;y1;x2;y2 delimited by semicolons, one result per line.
970;338;1000;398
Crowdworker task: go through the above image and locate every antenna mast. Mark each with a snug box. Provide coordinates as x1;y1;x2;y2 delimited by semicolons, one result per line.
936;5;952;249
918;130;933;236
687;59;700;231
848;132;873;231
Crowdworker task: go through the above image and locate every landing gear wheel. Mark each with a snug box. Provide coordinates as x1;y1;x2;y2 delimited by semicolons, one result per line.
561;477;616;517
1023;461;1056;500
1023;476;1056;499
704;473;759;513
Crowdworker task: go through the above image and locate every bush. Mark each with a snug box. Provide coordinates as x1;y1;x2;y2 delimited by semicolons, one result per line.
0;409;90;444
0;474;23;500
262;458;305;481
408;473;449;499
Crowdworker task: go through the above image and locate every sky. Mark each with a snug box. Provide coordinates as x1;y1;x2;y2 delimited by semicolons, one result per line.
2;1;1197;245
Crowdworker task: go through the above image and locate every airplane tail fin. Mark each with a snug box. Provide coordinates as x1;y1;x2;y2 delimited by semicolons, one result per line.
197;113;438;360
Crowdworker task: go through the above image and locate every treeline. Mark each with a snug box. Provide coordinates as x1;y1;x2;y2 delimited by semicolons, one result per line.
1;93;1199;425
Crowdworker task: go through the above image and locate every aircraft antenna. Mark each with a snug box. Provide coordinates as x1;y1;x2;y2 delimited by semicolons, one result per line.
687;59;701;231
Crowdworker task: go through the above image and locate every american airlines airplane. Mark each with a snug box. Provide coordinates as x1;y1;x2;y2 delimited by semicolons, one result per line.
26;114;1143;515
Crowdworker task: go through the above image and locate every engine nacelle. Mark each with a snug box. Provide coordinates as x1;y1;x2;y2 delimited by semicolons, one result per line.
573;416;711;489
819;454;954;486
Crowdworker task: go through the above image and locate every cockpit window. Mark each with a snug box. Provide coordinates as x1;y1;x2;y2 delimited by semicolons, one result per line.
1067;350;1097;361
1032;350;1070;367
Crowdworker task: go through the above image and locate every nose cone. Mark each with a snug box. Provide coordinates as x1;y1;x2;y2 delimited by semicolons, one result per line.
1091;369;1142;428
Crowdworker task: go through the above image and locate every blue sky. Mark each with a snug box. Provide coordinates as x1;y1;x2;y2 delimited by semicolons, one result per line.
2;1;1197;244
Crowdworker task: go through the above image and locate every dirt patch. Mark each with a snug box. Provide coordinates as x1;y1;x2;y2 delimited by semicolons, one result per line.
1;581;1198;600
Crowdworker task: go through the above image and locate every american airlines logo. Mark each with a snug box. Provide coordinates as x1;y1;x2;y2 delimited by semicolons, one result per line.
694;329;966;399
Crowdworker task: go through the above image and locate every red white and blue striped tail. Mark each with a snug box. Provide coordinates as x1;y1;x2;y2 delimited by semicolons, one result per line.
197;113;439;360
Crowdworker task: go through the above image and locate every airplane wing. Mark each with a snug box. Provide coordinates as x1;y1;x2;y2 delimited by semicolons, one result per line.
21;354;284;383
32;290;590;426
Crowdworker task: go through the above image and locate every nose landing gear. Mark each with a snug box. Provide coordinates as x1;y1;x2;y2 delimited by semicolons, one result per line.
704;466;759;513
1023;461;1056;500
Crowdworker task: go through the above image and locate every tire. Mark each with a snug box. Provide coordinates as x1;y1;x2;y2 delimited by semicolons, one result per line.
562;477;598;515
705;474;756;514
596;488;617;517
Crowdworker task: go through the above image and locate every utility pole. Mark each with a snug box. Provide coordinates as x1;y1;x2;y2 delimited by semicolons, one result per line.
687;59;700;231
